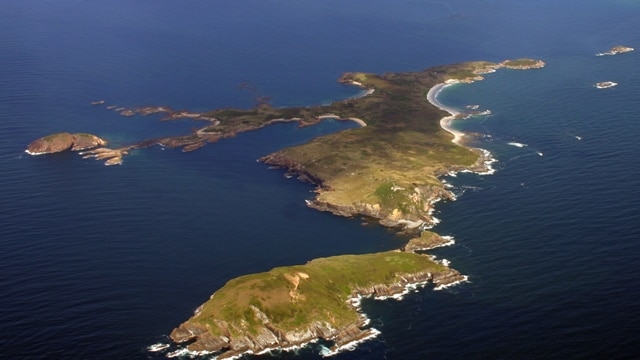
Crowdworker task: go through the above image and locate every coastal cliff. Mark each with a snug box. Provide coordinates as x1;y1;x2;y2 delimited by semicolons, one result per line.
169;251;464;358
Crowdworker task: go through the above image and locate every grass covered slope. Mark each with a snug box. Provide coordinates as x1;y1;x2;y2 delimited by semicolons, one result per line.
260;59;544;229
170;251;463;357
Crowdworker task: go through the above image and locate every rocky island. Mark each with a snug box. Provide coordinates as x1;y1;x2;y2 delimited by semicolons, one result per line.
26;132;106;155
27;59;545;357
596;45;634;56
596;81;618;89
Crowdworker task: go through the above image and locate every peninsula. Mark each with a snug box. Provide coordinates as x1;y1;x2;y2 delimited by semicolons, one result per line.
27;58;544;231
26;59;545;357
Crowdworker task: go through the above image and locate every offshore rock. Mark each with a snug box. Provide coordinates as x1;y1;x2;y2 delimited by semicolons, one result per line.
404;231;452;252
432;268;466;287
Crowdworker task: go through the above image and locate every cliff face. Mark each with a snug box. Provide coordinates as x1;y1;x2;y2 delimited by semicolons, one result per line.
170;318;364;358
26;132;106;155
170;266;465;358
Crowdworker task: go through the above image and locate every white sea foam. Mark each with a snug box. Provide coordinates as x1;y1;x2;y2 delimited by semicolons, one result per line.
147;343;170;352
24;149;47;156
537;151;544;156
507;142;528;148
320;328;382;358
476;150;497;175
166;347;213;358
474;109;492;116
360;314;371;327
434;275;470;291
440;236;456;247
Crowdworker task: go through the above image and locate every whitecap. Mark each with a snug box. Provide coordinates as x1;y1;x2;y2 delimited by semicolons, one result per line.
24;149;47;156
147;343;170;352
440;236;456;247
507;142;528;148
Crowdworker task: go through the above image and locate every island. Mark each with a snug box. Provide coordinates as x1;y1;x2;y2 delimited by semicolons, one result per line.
26;59;545;357
596;45;634;56
596;81;618;89
169;238;465;359
26;132;106;155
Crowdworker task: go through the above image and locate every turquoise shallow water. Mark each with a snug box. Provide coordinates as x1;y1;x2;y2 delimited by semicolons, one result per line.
1;1;639;359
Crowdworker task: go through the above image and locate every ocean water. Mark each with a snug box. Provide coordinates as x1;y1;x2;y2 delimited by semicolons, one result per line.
1;0;639;359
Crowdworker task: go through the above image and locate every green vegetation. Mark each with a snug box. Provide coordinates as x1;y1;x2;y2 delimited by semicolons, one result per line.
189;251;447;337
256;63;501;223
502;58;542;67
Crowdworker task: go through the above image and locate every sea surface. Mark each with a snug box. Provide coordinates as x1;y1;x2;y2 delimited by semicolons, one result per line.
1;1;639;359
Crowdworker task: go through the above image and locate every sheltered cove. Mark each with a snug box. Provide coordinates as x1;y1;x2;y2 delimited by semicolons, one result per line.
26;59;545;358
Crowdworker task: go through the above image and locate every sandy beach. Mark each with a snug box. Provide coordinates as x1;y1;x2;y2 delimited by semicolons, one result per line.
426;82;465;144
317;114;367;127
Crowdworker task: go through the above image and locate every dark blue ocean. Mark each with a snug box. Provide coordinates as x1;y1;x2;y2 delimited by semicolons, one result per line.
2;1;639;358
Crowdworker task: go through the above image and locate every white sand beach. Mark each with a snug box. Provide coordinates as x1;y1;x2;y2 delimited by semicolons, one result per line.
426;82;465;144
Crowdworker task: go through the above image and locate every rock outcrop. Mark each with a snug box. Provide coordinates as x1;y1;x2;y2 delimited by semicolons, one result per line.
404;231;453;252
596;45;634;56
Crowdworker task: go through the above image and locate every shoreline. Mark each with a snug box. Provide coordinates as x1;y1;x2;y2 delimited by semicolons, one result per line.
426;82;465;145
426;82;497;176
317;114;367;127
